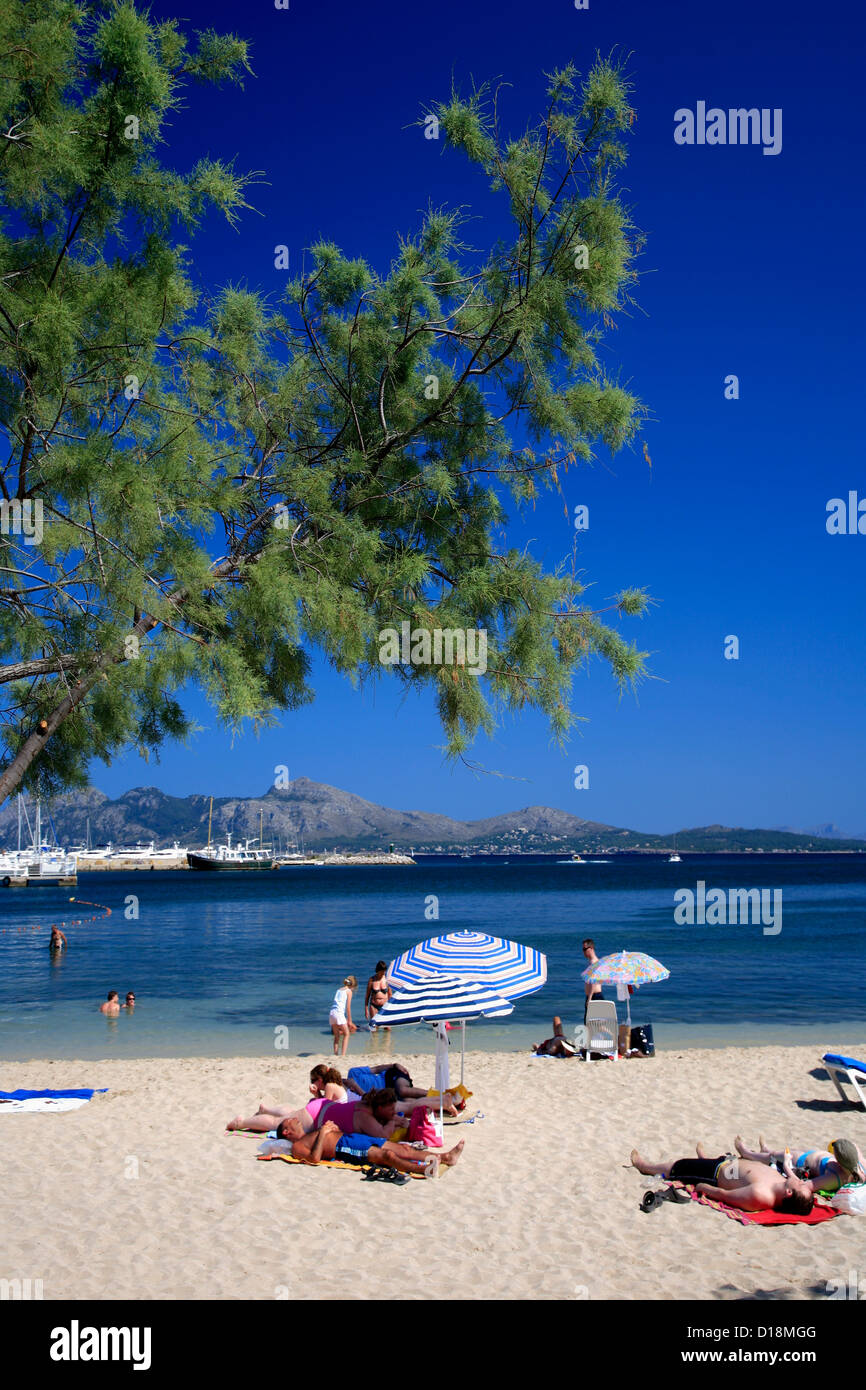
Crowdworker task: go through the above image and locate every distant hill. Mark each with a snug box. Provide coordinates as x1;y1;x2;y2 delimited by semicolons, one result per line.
1;780;865;854
774;822;866;841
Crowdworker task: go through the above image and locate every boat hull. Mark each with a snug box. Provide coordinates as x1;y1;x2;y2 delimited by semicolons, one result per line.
186;853;273;871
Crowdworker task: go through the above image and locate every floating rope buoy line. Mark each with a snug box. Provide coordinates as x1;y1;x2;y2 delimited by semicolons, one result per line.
1;897;112;934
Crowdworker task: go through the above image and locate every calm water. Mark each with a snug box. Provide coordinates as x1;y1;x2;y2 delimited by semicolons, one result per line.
0;856;864;1061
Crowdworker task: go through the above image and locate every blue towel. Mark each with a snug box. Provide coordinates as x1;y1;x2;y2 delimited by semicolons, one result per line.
0;1088;107;1101
823;1054;866;1075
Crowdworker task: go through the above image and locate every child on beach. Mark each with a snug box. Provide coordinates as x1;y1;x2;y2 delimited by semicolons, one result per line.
329;975;358;1056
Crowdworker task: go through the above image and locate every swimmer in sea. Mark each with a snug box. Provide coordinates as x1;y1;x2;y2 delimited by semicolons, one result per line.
49;926;67;953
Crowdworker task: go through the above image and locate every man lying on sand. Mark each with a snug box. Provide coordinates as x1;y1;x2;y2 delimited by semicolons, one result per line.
734;1135;865;1193
345;1063;460;1115
531;1016;576;1057
284;1118;464;1179
631;1143;815;1214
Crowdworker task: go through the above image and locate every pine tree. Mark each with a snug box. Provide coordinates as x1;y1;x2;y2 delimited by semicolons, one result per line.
0;1;649;803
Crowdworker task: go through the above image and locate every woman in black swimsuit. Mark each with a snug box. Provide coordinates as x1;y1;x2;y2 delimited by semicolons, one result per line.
365;960;391;1028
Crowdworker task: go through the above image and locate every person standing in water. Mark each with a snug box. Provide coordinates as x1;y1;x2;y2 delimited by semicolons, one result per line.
365;960;392;1030
49;926;67;953
582;939;605;1022
329;975;358;1056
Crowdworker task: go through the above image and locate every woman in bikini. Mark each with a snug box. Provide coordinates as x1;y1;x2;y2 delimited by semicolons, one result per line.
734;1135;865;1193
365;961;391;1029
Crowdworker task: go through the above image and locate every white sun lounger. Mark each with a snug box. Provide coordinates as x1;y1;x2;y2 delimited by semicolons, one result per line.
581;1001;618;1060
821;1053;866;1111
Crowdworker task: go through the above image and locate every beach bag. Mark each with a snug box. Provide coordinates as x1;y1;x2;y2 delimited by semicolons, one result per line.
828;1184;866;1215
407;1106;442;1148
630;1024;655;1056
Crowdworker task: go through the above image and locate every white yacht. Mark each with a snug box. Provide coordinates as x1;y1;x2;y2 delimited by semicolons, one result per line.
1;797;77;883
188;834;273;871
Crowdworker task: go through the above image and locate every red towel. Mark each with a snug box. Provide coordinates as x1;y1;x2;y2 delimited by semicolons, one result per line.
666;1182;838;1226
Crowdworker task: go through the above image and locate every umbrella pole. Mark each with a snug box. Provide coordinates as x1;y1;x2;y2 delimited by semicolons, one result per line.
434;1023;448;1136
461;1020;466;1086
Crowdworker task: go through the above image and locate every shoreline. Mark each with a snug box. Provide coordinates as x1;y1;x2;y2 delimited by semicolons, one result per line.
1;1045;862;1301
2;1021;862;1064
1;1038;863;1067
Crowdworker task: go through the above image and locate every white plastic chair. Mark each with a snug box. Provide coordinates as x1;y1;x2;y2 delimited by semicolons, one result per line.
821;1055;866;1111
582;1001;618;1060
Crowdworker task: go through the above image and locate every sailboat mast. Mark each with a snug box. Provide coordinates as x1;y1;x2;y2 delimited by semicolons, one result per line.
207;796;213;848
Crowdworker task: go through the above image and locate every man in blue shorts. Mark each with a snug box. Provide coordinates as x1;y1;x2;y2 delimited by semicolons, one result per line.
286;1119;464;1179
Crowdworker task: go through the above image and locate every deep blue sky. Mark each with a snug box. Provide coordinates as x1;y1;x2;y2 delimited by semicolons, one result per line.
93;0;865;835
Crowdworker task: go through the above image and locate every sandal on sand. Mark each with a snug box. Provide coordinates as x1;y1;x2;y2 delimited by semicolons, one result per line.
380;1168;411;1185
640;1186;690;1213
362;1166;386;1182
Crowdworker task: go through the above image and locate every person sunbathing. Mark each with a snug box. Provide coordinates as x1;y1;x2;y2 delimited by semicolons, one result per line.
309;1087;403;1140
733;1135;865;1193
227;1066;347;1134
630;1143;815;1214
282;1118;464;1179
344;1063;460;1115
531;1016;576;1057
228;1081;424;1139
227;1099;316;1135
309;1065;348;1102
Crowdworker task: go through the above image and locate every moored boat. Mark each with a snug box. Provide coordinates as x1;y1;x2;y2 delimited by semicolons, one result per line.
187;834;273;871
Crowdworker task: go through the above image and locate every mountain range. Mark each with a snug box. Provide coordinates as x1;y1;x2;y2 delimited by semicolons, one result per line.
1;780;865;854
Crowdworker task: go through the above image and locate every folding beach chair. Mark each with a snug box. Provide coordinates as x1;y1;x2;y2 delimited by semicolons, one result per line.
582;1001;618;1060
821;1053;866;1111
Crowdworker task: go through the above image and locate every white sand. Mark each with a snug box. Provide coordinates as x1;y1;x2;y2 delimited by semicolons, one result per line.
1;1045;863;1301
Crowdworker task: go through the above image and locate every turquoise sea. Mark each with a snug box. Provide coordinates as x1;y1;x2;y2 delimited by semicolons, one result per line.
0;855;864;1061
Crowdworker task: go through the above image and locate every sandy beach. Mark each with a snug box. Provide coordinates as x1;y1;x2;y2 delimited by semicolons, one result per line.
1;1044;863;1302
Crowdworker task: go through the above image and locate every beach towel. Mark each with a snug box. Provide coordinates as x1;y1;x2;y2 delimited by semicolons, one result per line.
257;1151;426;1178
0;1087;107;1114
823;1052;866;1074
665;1182;838;1226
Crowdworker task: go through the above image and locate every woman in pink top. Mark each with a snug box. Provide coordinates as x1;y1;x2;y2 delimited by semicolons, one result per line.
314;1088;400;1140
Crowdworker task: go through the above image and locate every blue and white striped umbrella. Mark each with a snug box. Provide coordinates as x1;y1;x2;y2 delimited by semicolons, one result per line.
388;930;547;1001
372;974;513;1110
372;974;515;1028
